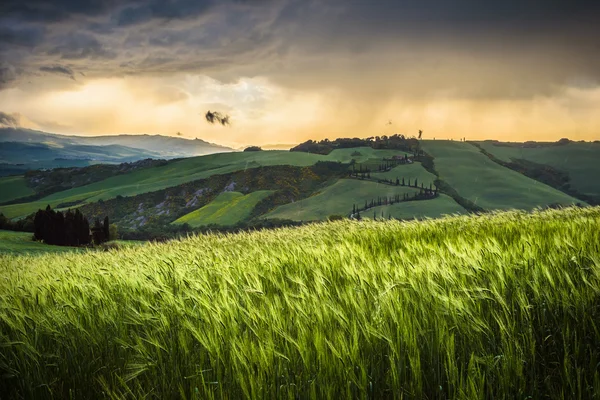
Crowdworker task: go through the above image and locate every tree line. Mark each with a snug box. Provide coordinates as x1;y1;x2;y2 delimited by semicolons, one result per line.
32;206;114;246
350;187;438;218
290;134;420;155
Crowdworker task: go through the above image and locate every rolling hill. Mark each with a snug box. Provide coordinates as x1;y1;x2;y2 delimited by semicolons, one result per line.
0;175;34;204
0;148;405;219
0;139;597;235
421;140;584;210
362;194;466;219
476;140;600;202
265;178;433;221
0;127;232;157
0;127;234;175
173;191;275;227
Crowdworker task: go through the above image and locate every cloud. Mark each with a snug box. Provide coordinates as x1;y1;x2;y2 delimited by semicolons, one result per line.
0;0;124;23
0;62;20;89
0;23;45;47
46;32;117;60
39;65;76;80
0;0;599;143
115;0;214;26
0;111;20;127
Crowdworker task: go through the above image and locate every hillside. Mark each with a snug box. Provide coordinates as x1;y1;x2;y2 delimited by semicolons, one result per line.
476;140;600;204
0;141;163;163
0;139;596;238
173;191;275;227
421;140;584;210
1;207;599;398
0;230;81;254
0;128;233;175
265;179;434;221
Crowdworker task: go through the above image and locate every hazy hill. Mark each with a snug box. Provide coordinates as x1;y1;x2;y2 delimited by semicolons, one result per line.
0;141;162;164
0;127;234;175
0;128;233;157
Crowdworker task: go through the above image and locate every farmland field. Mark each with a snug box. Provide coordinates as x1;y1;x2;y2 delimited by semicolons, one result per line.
421;140;583;210
0;230;81;255
173;190;275;227
0;148;408;219
265;178;422;221
0;176;35;204
363;193;465;219
476;141;600;199
1;207;599;398
370;162;437;186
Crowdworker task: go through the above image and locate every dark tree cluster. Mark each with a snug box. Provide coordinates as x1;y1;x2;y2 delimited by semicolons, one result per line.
34;206;91;246
244;146;263;152
0;213;35;232
91;216;111;244
290;134;420;155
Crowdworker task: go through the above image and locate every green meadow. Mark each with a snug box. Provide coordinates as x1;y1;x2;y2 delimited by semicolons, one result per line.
0;230;81;255
173;191;275;227
0;176;34;204
370;162;437;185
476;141;600;199
363;193;465;220
421;140;583;210
265;178;423;221
0;149;404;219
1;207;599;398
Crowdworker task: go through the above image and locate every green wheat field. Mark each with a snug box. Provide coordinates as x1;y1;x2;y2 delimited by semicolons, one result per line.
1;207;599;399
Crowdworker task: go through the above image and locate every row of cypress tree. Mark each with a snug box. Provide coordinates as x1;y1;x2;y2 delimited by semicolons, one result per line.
33;206;110;246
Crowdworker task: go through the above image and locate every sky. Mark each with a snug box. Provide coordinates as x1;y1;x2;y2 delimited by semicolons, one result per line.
1;0;599;147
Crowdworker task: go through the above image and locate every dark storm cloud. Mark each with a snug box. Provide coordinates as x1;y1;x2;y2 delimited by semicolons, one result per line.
0;0;599;98
0;23;45;47
0;62;21;89
46;33;117;60
115;0;214;26
0;0;124;22
39;65;76;80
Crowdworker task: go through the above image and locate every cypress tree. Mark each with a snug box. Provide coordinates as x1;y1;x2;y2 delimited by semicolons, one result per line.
104;216;109;242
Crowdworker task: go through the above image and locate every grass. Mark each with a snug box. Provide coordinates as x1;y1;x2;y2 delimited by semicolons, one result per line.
363;194;465;220
265;178;422;221
1;207;599;399
173;191;275;227
0;149;407;219
0;230;81;255
476;141;600;198
370;161;437;185
421;140;583;210
0;176;35;204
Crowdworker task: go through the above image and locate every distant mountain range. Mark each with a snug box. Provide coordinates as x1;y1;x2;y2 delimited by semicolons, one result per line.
0;128;234;176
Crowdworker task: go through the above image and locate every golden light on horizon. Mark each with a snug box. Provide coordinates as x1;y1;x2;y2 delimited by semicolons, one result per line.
1;74;599;146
